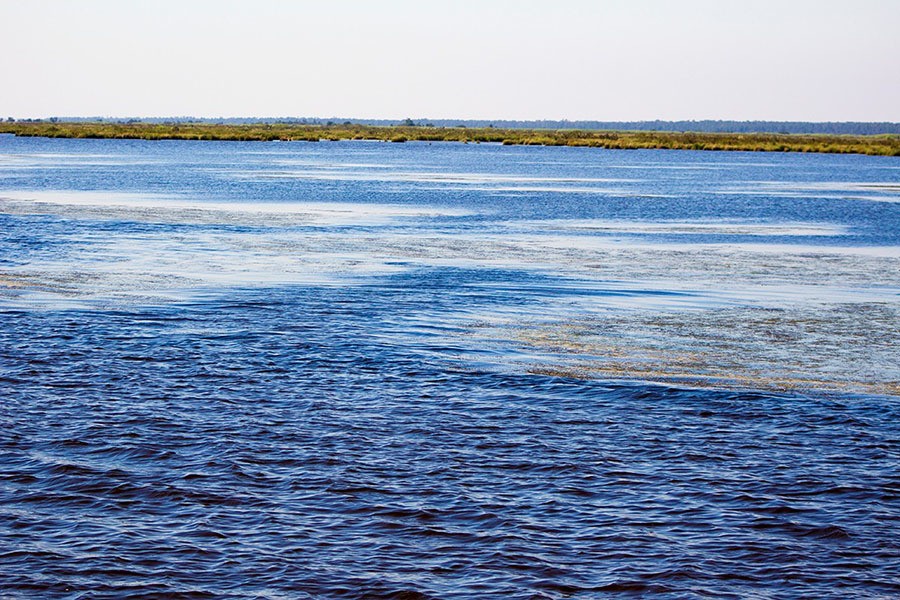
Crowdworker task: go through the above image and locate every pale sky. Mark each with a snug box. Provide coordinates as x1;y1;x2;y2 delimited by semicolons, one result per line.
2;0;898;121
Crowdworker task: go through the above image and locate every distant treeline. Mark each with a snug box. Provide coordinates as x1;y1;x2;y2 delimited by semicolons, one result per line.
329;119;900;135
10;116;900;135
2;121;898;156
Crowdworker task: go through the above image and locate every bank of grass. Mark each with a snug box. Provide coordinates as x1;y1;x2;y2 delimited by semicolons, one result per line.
1;121;898;156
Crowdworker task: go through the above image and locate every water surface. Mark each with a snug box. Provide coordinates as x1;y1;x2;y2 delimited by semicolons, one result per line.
1;136;899;597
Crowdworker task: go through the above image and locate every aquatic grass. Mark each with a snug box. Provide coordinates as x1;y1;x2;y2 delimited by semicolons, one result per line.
1;122;899;156
515;303;900;396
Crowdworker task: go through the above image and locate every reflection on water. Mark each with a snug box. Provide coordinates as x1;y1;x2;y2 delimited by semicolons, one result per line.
1;141;899;394
515;219;848;236
0;190;473;222
718;180;900;203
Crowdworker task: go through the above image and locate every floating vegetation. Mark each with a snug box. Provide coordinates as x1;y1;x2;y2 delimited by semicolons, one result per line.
2;122;898;156
513;303;900;396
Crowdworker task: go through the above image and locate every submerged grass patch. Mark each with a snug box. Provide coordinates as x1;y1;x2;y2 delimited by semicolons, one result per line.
2;122;898;156
513;303;900;396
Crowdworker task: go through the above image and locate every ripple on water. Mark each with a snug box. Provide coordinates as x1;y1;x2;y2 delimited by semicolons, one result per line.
2;139;899;597
2;288;899;598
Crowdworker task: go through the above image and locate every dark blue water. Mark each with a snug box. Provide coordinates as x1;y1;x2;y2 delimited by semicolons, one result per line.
1;136;899;597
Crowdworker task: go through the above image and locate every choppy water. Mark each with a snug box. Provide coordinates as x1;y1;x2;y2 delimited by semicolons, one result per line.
1;135;899;597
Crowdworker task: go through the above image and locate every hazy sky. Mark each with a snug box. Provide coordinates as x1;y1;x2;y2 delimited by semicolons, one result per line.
2;0;898;121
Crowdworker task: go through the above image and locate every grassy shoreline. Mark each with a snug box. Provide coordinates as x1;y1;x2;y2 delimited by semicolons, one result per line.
1;121;898;156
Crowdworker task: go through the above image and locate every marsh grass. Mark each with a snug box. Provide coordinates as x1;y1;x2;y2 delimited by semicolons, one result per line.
1;122;898;156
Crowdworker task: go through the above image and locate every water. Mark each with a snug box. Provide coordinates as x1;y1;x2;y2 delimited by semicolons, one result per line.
1;135;899;597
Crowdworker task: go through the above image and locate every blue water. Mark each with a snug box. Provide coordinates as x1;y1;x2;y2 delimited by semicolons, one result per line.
1;135;899;598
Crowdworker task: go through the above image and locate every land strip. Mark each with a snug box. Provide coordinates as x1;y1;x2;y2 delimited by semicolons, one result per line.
1;122;898;156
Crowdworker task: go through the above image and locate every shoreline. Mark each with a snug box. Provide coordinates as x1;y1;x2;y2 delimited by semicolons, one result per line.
1;122;898;156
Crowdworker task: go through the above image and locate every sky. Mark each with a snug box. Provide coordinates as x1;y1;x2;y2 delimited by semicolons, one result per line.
2;0;898;122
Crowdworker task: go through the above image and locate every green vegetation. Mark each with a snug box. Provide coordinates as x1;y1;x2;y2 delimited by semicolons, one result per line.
1;121;898;156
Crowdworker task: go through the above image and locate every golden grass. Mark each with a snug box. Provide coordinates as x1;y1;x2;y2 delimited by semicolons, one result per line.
2;122;898;156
